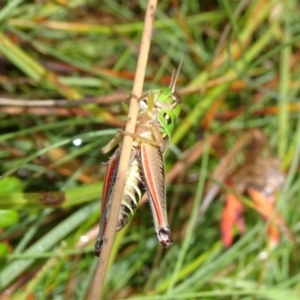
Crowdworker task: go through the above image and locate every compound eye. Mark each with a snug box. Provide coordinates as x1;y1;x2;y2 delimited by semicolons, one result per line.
171;91;181;103
163;112;172;125
139;97;148;109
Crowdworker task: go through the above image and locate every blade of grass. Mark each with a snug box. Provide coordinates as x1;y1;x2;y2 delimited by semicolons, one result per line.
278;9;291;159
167;140;209;292
0;182;102;209
8;11;225;35
0;117;103;142
172;25;276;145
0;0;24;22
0;202;98;289
0;129;116;179
0;32;81;99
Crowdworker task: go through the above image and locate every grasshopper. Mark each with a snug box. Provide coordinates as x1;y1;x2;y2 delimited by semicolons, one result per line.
94;61;182;257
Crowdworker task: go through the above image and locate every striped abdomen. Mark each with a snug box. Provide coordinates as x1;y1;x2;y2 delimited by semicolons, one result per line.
95;149;144;257
116;156;144;230
102;148;144;231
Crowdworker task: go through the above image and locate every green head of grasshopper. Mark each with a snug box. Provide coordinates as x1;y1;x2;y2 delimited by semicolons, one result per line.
154;59;182;139
155;88;181;139
138;58;182;139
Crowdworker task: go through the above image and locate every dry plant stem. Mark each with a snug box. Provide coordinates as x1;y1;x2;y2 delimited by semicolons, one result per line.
89;1;157;299
0;93;126;106
198;129;266;217
1;106;91;116
166;135;219;183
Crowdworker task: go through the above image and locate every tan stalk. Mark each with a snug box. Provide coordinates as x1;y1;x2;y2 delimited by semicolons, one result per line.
89;1;157;299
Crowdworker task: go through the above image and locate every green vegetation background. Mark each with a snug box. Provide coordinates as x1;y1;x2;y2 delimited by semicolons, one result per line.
0;1;299;299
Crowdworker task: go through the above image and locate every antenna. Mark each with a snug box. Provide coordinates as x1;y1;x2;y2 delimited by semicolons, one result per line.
169;56;184;93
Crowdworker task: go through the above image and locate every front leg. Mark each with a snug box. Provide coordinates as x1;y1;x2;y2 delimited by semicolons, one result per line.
148;122;168;152
101;131;123;154
120;125;168;153
102;128;161;155
118;130;159;147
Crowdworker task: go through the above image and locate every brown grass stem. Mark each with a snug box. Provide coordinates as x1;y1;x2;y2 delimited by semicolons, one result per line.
89;1;157;299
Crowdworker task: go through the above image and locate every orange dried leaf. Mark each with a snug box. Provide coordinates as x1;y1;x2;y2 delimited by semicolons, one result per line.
221;192;245;247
